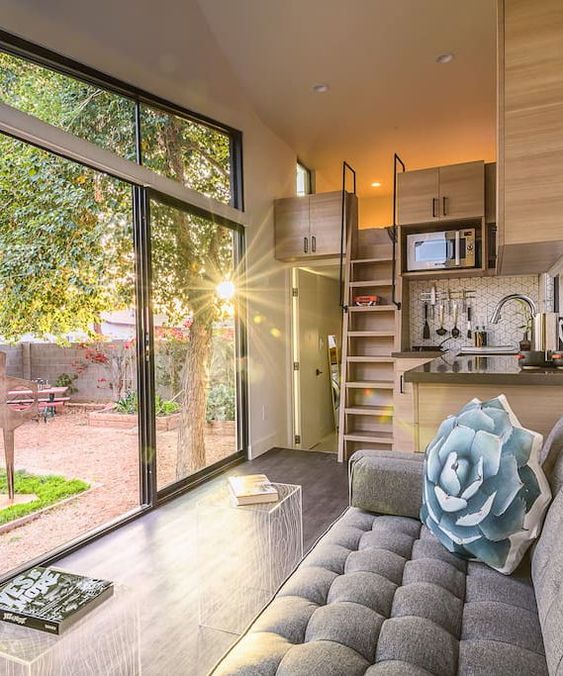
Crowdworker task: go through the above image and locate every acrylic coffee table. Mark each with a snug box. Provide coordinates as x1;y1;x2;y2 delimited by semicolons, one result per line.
197;482;303;635
0;583;140;675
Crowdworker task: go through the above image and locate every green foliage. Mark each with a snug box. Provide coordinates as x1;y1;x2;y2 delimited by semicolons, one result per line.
114;391;179;417
156;396;181;417
0;50;234;343
54;372;78;394
114;390;138;414
206;383;235;422
0;470;89;525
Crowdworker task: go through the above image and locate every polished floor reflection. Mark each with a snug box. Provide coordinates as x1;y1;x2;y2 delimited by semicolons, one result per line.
56;448;348;675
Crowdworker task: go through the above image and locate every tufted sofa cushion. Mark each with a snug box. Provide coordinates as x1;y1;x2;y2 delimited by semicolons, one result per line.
213;507;548;676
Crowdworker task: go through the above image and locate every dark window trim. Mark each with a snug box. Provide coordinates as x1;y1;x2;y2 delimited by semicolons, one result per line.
0;29;244;210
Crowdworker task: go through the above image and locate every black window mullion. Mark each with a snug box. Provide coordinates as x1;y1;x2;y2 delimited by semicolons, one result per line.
133;186;157;506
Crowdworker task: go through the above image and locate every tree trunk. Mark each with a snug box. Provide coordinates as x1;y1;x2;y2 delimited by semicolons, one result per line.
176;317;212;477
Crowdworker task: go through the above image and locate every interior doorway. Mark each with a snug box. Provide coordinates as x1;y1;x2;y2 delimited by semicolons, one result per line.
291;265;342;452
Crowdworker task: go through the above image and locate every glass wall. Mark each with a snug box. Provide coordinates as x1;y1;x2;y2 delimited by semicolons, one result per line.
150;199;239;490
0;51;136;159
0;36;245;579
140;105;233;204
0;134;140;576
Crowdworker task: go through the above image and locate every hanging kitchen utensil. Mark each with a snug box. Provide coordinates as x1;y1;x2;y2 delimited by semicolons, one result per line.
436;304;447;336
451;303;460;338
423;303;430;340
430;285;437;320
467;305;472;339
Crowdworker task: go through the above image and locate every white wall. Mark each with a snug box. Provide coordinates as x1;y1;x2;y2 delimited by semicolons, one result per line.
0;0;298;456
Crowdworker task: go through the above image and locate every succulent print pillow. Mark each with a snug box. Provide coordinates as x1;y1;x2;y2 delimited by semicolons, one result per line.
420;395;552;574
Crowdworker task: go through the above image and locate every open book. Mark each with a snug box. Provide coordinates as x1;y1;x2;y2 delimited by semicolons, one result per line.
228;474;279;506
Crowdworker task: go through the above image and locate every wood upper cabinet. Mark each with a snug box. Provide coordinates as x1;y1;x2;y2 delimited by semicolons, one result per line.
274;191;357;261
438;162;484;220
497;0;563;274
274;196;310;260
397;168;439;225
397;161;484;225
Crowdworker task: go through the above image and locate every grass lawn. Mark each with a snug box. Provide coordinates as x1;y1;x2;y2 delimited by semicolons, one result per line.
0;470;90;526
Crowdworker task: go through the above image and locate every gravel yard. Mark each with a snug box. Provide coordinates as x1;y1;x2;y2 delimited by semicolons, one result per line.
0;409;236;575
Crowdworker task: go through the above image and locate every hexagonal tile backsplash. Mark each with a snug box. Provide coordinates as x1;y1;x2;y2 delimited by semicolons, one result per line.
408;275;540;350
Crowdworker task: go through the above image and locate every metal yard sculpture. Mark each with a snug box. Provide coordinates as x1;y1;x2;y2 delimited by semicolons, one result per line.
0;352;38;501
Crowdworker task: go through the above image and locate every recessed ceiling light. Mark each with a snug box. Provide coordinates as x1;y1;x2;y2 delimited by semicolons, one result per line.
371;181;382;188
436;52;455;64
312;83;329;93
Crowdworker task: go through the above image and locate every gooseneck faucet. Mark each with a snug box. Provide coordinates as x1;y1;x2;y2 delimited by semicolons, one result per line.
490;294;537;324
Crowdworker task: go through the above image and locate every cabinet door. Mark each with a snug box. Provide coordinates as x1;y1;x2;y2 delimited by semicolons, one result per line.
498;0;563;272
274;196;310;260
438;161;484;220
392;357;433;452
309;191;345;257
397;168;439;225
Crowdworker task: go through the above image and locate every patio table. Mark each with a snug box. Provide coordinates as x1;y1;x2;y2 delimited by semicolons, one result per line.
7;386;69;420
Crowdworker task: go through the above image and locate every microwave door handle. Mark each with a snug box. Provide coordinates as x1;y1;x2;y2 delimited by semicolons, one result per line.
455;230;460;266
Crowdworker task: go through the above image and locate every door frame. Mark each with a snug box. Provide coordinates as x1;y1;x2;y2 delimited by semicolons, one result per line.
290;262;341;450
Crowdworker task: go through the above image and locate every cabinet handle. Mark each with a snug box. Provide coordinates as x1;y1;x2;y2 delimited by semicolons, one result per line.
303;237;308;253
311;235;317;253
400;374;404;394
432;198;437;218
442;196;447;216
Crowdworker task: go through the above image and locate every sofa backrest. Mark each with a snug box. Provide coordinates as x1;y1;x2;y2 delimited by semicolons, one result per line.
532;415;563;675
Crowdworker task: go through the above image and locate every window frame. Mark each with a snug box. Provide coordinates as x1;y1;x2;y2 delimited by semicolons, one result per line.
0;30;248;581
0;29;244;211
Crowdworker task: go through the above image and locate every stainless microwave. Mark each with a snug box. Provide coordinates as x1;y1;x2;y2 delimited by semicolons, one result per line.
406;228;476;271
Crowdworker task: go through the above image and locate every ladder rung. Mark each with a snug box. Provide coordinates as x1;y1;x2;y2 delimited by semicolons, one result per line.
350;280;392;287
345;405;394;417
345;381;394;389
348;305;395;312
351;257;392;265
344;432;394;444
347;356;393;362
348;331;394;338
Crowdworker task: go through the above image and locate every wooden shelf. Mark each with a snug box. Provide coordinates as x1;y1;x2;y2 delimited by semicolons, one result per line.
347;305;395;312
345;405;394;417
350;280;392;287
401;266;486;281
346;356;393;363
344;431;394;444
345;381;394;389
351;257;392;265
348;331;395;338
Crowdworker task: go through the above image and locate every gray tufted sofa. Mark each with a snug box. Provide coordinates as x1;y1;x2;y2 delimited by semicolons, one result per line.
213;420;563;676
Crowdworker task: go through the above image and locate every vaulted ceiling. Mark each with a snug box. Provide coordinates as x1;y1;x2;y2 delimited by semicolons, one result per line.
198;0;497;199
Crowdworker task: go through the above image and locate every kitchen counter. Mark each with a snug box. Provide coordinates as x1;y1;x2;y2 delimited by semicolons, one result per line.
404;354;563;386
404;353;563;450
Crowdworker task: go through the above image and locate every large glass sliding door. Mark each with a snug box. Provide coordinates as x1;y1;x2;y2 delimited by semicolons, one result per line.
0;32;246;579
149;197;243;493
0;134;142;577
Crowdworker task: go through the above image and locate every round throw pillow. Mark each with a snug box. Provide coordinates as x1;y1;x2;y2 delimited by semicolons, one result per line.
420;394;552;574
